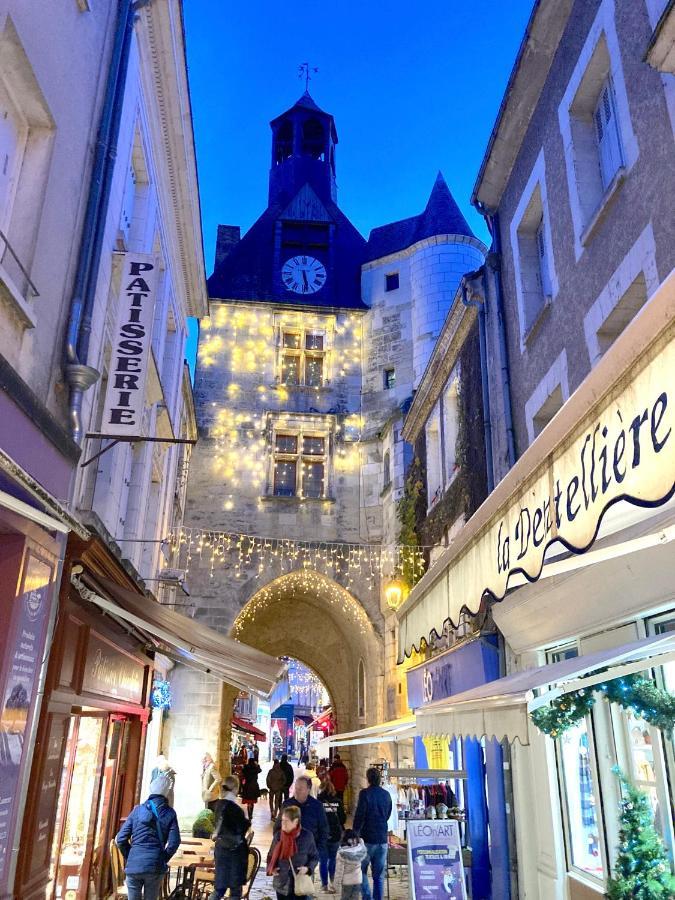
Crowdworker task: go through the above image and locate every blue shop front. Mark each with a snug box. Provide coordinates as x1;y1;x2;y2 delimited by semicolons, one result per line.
406;634;511;900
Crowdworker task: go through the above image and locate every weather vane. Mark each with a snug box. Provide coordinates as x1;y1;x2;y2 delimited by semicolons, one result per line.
298;62;319;91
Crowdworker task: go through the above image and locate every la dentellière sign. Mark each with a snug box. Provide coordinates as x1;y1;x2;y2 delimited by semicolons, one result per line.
102;253;158;435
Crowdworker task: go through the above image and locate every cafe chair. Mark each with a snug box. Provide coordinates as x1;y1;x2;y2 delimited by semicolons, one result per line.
108;840;128;898
192;846;260;900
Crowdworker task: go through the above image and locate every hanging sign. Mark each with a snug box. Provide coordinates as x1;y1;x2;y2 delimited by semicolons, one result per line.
407;818;467;899
101;253;159;436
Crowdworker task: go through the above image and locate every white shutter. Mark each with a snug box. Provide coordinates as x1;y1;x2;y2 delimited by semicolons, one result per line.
536;219;551;298
594;79;623;189
120;163;137;245
0;80;27;232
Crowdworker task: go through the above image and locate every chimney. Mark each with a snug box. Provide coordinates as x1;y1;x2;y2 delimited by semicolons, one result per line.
214;225;240;269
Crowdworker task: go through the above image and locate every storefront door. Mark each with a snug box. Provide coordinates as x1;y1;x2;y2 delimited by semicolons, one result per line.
50;713;132;900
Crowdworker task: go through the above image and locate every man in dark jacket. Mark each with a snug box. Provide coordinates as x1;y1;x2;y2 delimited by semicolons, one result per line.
116;774;180;900
266;758;287;820
279;753;294;802
276;775;329;855
353;768;392;900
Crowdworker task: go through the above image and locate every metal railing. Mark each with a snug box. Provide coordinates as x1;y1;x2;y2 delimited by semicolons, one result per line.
0;229;40;298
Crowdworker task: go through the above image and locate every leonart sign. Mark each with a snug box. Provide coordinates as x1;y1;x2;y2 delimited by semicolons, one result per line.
398;316;675;649
102;254;158;435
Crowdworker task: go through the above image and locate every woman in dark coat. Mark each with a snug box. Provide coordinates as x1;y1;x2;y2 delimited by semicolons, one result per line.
267;805;319;899
115;774;180;899
240;757;262;821
209;775;250;900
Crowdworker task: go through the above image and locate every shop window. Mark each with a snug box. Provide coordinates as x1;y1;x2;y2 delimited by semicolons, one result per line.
272;430;328;499
557;717;605;880
280;329;326;387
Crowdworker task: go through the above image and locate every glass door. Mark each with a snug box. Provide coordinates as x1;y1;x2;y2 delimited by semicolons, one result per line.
91;717;130;898
51;715;107;900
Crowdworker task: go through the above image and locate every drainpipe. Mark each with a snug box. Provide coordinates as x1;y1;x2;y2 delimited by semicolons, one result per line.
475;203;517;468
65;0;147;443
461;269;494;492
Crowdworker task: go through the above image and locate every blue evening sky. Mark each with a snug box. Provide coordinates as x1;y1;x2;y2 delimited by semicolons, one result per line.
183;0;534;375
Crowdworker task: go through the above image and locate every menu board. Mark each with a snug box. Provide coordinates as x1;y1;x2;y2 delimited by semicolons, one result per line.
0;553;53;885
407;819;467;899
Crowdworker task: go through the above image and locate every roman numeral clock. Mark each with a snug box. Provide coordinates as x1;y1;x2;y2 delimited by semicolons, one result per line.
282;255;326;295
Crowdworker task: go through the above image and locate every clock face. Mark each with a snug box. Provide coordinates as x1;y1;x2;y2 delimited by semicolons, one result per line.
282;256;327;295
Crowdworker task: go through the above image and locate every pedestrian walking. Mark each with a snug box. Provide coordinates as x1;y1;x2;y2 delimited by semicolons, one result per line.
277;775;329;860
267;758;287;820
318;777;346;893
208;775;250;900
150;752;176;807
304;762;321;798
202;752;223;812
329;754;349;802
353;768;392;900
334;829;367;900
280;753;294;801
240;756;262;821
115;773;180;900
267;805;319;899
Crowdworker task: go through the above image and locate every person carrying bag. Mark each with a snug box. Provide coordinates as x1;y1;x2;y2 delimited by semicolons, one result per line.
267;805;318;899
209;775;250;900
115;774;180;900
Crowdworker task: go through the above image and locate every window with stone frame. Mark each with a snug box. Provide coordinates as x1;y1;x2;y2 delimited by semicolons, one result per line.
272;429;328;499
515;187;553;334
280;328;326;387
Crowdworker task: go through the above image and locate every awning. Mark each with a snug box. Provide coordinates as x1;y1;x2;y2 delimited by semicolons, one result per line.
74;574;285;696
231;715;267;741
319;715;418;750
308;708;334;729
397;274;675;658
416;631;675;745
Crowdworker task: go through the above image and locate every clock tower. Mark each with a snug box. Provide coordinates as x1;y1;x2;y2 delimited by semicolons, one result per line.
208;92;366;310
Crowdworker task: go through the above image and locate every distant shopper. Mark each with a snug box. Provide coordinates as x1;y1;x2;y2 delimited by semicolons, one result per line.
267;805;319;900
150;752;176;807
329;755;349;802
353;768;392;900
318;778;346;893
202;752;223;812
280;753;294;802
334;829;368;900
115;773;180;900
209;775;249;900
267;759;287;820
240;756;262;821
277;776;329;858
304;763;321;798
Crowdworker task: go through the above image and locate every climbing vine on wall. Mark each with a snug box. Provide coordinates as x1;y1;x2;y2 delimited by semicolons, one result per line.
396;452;427;588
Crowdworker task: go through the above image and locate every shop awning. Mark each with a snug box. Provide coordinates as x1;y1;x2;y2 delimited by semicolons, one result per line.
397;274;675;658
231;715;267;741
75;574;285;696
308;708;333;729
318;715;418;751
416;631;675;745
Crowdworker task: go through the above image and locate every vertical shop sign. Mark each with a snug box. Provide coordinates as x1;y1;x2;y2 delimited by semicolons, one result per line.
101;253;159;436
407;819;467;899
0;553;52;884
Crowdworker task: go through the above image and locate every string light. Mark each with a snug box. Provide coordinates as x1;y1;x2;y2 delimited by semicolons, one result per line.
167;526;427;592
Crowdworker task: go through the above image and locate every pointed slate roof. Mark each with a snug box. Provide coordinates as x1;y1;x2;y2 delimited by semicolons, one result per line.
207;185;366;309
364;173;474;262
270;91;338;141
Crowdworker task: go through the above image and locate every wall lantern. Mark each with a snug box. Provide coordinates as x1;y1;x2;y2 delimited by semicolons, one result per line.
385;578;407;611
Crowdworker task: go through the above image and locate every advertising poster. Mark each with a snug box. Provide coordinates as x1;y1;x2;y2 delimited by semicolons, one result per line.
407;819;467;899
0;553;52;884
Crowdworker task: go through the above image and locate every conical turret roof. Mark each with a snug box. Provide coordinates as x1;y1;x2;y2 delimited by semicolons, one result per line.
365;172;474;262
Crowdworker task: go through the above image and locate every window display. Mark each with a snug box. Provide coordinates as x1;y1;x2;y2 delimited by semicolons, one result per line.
558;718;604;878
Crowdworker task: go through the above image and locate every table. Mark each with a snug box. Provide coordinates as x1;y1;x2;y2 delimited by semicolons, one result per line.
164;843;214;899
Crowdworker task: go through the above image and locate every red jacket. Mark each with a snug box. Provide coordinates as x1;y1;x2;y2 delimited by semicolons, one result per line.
329;761;349;792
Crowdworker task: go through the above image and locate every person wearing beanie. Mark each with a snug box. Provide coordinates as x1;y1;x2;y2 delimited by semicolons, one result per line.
115;773;180;899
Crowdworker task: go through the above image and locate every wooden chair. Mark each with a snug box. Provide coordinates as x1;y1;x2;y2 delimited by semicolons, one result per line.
193;846;260;900
108;840;128;898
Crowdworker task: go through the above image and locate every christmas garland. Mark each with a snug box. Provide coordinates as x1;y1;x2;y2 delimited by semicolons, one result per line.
530;673;675;738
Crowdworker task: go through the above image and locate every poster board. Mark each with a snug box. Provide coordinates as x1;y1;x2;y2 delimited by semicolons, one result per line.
407;818;467;899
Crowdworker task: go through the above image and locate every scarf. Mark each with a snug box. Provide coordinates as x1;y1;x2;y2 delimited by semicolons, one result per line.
267;824;300;876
